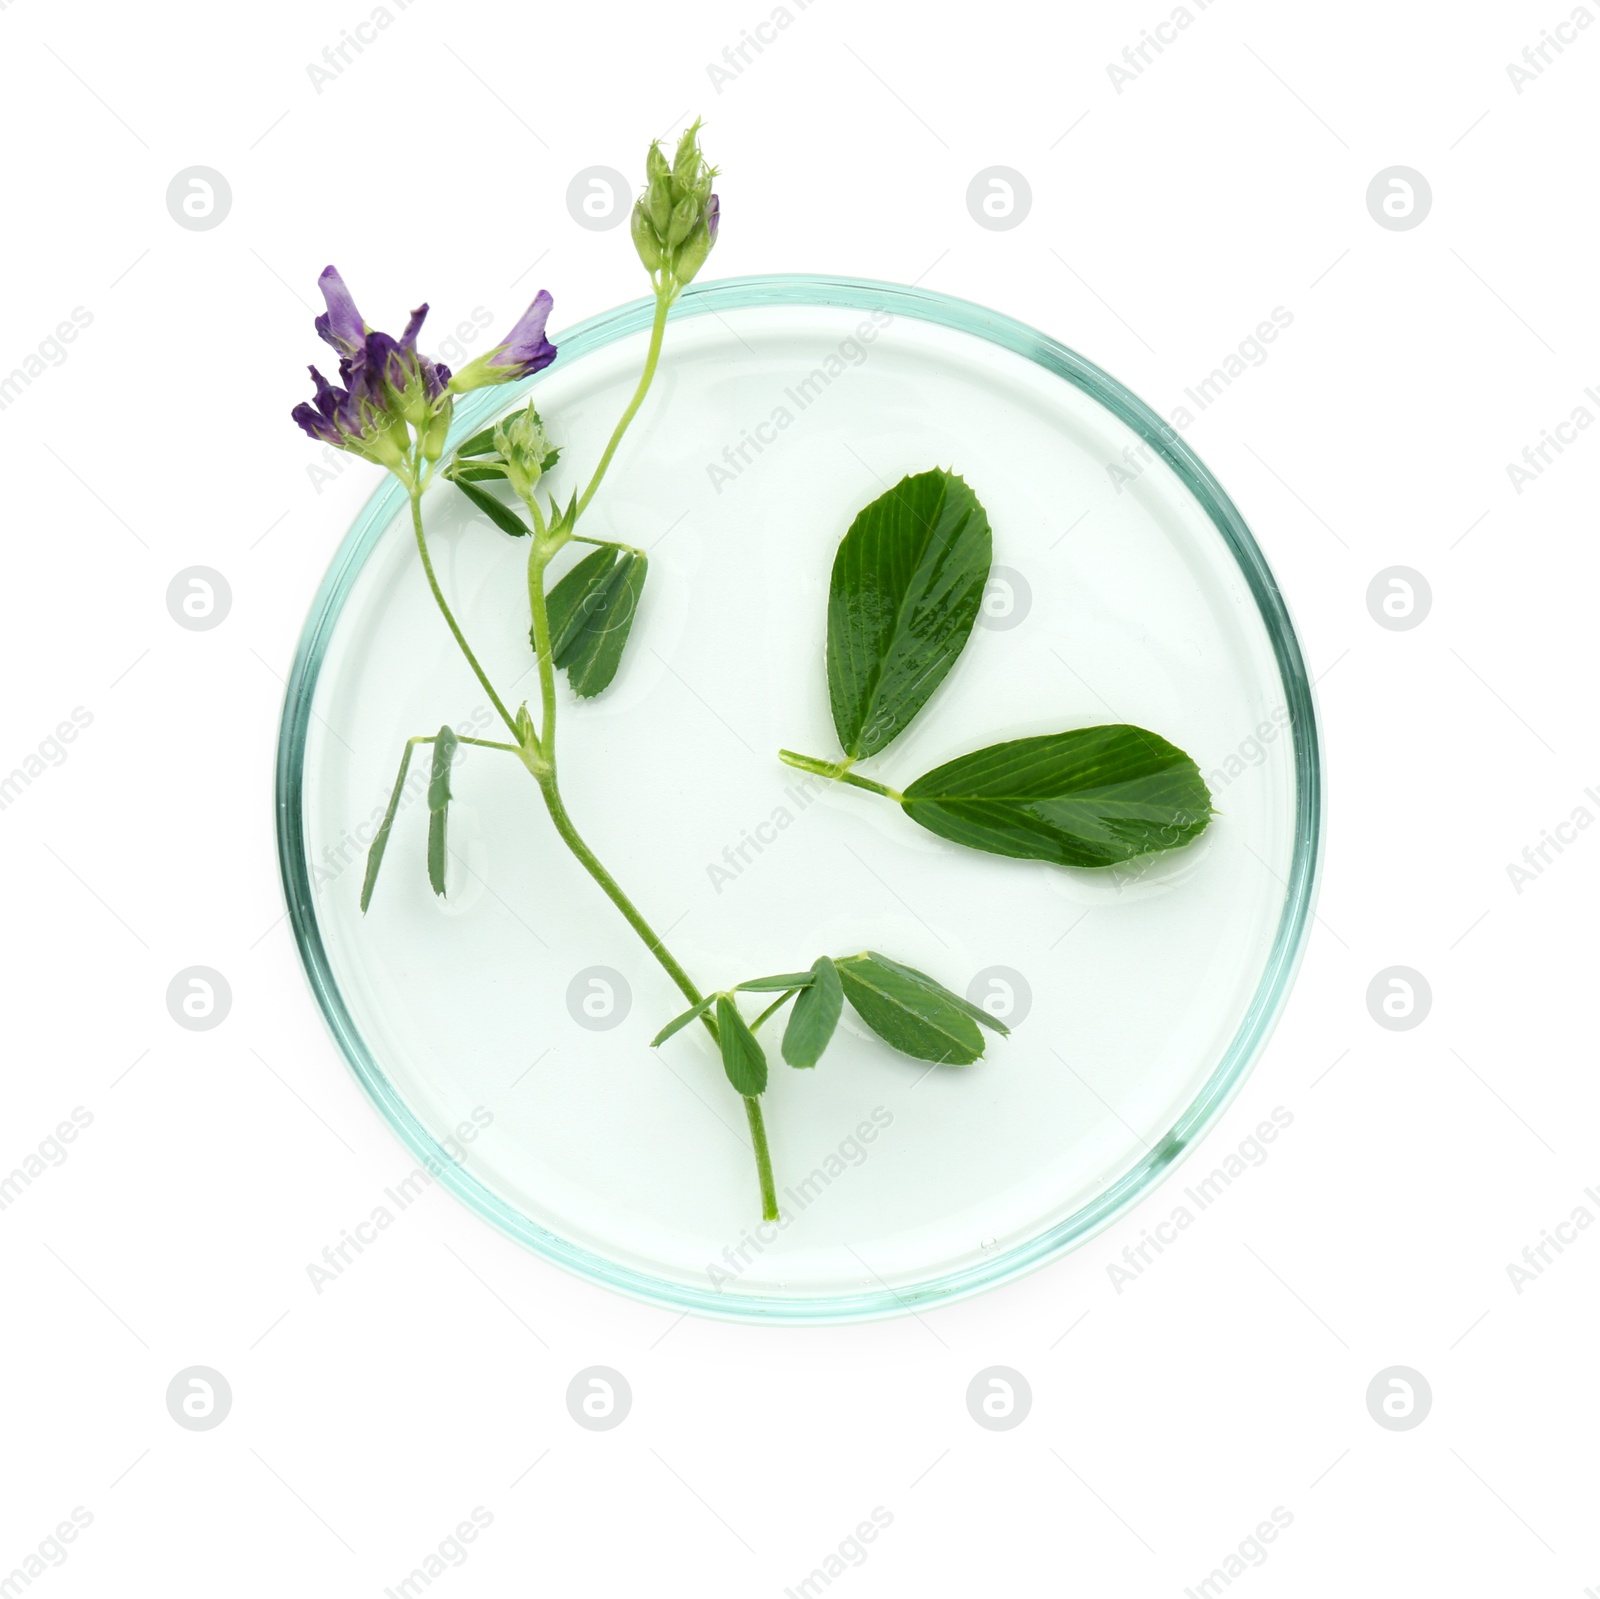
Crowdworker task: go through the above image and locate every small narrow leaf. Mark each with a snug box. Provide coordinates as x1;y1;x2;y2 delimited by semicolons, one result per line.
827;469;992;759
651;992;718;1048
782;956;844;1069
835;951;986;1065
902;726;1213;868
426;724;457;897
715;994;768;1096
449;448;561;484
735;971;817;993
361;738;421;913
455;423;500;457
542;546;648;698
450;475;530;537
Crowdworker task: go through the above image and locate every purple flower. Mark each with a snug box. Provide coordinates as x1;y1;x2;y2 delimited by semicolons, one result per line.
291;399;341;448
364;331;412;395
449;291;558;392
294;363;362;441
398;307;452;400
291;359;407;469
314;266;366;360
292;265;461;469
399;303;428;352
356;305;450;412
490;290;557;377
706;192;720;244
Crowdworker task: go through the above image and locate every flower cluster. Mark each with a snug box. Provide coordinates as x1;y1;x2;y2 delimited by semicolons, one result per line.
492;403;557;502
292;121;723;475
291;267;558;474
631;119;720;289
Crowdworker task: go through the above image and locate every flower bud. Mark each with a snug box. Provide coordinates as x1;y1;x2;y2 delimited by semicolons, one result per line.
420;398;453;463
368;415;410;472
673;120;707;189
492;402;555;501
673;220;713;285
647;166;673;236
630;122;721;291
631;200;662;273
666;194;700;250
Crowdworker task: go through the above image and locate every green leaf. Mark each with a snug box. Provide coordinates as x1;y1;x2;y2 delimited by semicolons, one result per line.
734;971;817;993
449;447;562;485
953;987;1011;1036
361;737;421;913
827;469;992;759
543;545;648;698
546;547;617;650
715;994;768;1095
651;992;718;1048
835;951;986;1065
454;423;501;458
901;726;1213;868
426;724;457;897
450;475;530;537
782;956;844;1068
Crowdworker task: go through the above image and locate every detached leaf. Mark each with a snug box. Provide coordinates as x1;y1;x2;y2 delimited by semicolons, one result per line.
715;994;768;1096
361;738;420;913
426;724;457;897
651;992;718;1048
827;469;992;759
835;951;986;1065
902;726;1213;868
543;545;648;697
782;956;844;1069
450;475;530;537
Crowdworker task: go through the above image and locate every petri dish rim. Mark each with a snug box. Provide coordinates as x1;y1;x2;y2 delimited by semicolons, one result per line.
273;273;1324;1325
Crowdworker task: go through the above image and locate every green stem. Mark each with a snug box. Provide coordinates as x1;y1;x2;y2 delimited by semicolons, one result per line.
409;489;519;737
535;764;780;1221
522;526;779;1221
527;539;560;762
411;293;785;1223
570;533;643;553
743;1098;778;1220
538;773;701;1008
574;290;672;522
777;749;906;804
750;989;800;1032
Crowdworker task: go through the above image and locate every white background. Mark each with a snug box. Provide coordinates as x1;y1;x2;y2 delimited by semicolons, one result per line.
1;0;1596;1593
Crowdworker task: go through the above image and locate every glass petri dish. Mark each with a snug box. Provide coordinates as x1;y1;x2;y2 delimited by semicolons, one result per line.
275;275;1321;1323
